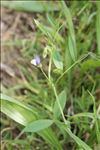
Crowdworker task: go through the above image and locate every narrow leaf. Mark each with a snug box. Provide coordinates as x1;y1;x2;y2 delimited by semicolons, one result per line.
52;51;63;70
61;1;77;63
53;90;66;118
65;128;92;150
39;128;63;149
0;94;62;149
24;119;53;132
1;1;60;12
56;121;92;150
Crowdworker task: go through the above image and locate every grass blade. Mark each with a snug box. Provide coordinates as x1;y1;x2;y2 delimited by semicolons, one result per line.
61;1;77;63
39;128;63;150
1;93;36;125
56;121;92;150
1;93;62;149
65;128;92;150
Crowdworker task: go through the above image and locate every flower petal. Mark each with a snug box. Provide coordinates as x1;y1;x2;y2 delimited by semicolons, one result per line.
31;59;37;66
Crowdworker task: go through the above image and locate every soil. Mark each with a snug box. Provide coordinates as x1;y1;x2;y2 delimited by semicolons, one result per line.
1;7;35;88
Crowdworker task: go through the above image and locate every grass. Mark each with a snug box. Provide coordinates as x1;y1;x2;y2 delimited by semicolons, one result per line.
1;1;100;150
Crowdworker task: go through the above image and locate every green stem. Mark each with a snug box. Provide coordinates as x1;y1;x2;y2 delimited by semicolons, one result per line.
40;67;66;123
56;53;90;84
55;60;79;84
40;67;49;81
52;83;66;123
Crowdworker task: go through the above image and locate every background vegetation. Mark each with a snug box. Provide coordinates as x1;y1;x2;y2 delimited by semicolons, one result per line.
1;1;100;150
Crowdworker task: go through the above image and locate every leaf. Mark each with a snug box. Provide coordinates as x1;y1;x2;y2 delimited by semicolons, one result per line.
1;93;62;149
65;128;92;150
53;90;66;118
24;119;53;132
1;93;36;125
69;112;96;119
88;91;100;146
39;128;63;150
68;35;76;62
52;51;63;70
34;19;64;44
56;121;92;150
1;1;60;12
34;19;52;40
61;1;77;64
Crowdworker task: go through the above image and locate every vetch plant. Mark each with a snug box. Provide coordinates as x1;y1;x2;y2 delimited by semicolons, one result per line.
29;50;95;150
1;1;100;150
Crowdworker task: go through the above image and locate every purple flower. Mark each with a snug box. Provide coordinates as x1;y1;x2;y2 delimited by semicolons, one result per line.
31;55;41;66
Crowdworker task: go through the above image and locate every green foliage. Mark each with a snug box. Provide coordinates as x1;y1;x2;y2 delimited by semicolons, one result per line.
1;94;62;149
65;128;92;150
24;119;53;132
52;50;63;71
1;1;60;12
56;121;92;150
1;93;36;125
88;91;100;147
96;1;100;55
1;0;100;149
61;1;77;67
81;59;100;71
53;90;66;119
